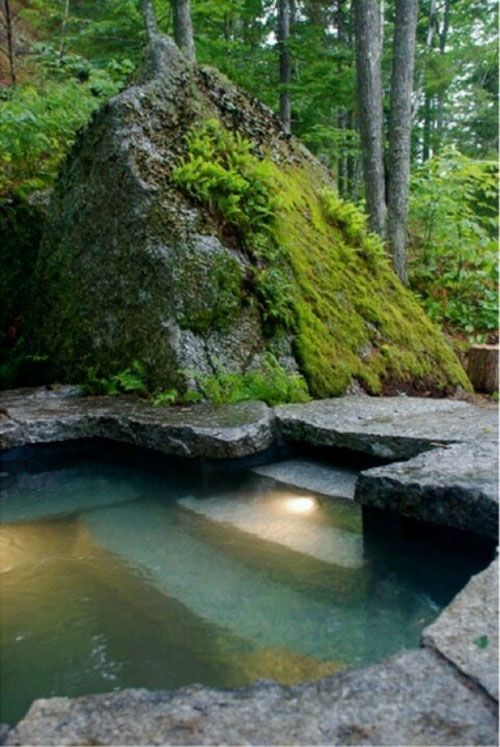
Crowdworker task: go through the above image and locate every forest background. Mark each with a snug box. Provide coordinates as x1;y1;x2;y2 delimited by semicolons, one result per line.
0;0;497;358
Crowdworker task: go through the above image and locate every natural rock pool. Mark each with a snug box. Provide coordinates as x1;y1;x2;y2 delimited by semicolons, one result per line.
0;442;490;725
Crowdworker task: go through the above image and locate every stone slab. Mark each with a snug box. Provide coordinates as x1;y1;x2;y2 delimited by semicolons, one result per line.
355;441;499;538
275;396;498;460
423;559;499;701
251;458;358;499
179;494;364;568
7;649;497;746
0;387;275;460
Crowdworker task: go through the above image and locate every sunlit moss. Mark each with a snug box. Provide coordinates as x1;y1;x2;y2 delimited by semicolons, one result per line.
173;120;470;396
268;162;471;396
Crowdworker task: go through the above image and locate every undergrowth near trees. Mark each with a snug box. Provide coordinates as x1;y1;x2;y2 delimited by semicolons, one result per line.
81;356;310;407
408;149;498;342
0;46;132;197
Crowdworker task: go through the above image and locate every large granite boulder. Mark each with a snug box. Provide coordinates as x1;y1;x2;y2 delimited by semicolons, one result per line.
25;32;469;397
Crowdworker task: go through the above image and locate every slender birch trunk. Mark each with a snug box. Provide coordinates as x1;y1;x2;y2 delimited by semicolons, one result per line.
436;0;450;148
140;0;158;42
411;0;436;124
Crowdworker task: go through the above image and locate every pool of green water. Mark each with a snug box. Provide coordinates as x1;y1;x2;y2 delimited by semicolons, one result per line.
0;443;490;725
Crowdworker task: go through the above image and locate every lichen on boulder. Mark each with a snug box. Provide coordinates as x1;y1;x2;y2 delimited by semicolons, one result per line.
25;33;470;397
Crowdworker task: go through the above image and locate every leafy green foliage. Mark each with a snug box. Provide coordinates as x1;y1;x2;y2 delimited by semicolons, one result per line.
409;149;498;339
183;356;310;407
153;389;181;406
0;44;131;197
320;189;368;243
173;119;277;237
173;119;296;332
253;267;296;330
82;361;147;396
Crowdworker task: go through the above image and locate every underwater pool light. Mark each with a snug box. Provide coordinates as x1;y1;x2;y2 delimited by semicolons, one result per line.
283;496;317;514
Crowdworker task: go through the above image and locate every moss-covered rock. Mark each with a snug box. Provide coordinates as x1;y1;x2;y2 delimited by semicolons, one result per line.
25;33;470;396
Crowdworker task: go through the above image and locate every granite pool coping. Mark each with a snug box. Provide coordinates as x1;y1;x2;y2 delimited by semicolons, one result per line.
5;560;498;746
1;386;498;745
1;386;497;538
1;387;498;462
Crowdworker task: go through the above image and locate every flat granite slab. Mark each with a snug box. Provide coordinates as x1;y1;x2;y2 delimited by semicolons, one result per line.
6;648;497;746
251;458;358;499
2;388;498;465
355;441;499;538
423;559;499;701
275;396;498;460
0;386;275;460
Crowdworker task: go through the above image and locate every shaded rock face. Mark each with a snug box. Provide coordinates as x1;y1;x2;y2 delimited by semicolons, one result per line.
356;440;499;539
27;34;469;395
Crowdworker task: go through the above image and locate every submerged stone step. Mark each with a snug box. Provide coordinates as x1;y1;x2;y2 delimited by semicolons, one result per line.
179;492;363;568
275;396;498;460
251;459;358;500
355;440;499;539
83;502;354;661
83;501;430;665
0;470;141;525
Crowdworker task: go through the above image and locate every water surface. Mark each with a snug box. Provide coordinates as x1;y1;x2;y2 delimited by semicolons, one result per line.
0;443;489;724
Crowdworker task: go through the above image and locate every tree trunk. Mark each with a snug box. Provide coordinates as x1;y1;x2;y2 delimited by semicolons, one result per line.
277;0;292;133
172;0;196;63
386;0;418;284
140;0;158;42
3;0;16;84
422;92;432;161
353;0;386;238
346;109;357;198
436;0;450;149
411;0;436;124
59;0;70;60
467;345;499;394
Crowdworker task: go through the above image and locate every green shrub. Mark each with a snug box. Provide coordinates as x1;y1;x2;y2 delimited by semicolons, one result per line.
82;361;147;395
185;356;310;407
0;49;130;197
153;388;179;406
409;149;498;339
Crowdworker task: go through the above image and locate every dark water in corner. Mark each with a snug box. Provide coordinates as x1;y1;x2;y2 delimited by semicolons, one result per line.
0;443;490;724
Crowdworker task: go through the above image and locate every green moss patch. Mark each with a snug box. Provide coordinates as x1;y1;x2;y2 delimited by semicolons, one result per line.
270;163;471;396
177;249;243;334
